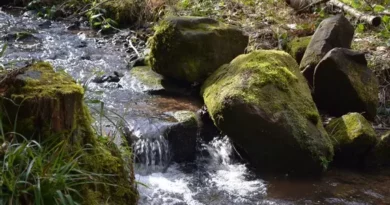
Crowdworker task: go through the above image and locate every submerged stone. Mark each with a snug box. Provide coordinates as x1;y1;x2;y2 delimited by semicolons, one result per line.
326;113;378;167
149;16;249;83
300;14;354;87
313;48;379;121
201;50;333;176
129;66;190;95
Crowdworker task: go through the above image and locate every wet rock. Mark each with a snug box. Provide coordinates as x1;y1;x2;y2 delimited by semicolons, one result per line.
165;111;198;162
313;48;379;121
201;50;333;176
149;16;249;83
75;40;87;48
365;131;390;167
67;21;80;30
326;113;378;167
286;36;311;64
131;57;147;68
300;15;354;87
129;66;190;95
92;72;122;83
196;106;220;143
38;20;52;29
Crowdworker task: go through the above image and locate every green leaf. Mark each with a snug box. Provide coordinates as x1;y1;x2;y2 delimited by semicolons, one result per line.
90;13;103;20
356;23;365;33
0;43;7;58
374;5;385;12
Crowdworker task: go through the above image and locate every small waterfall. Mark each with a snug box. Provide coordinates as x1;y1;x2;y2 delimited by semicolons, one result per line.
133;135;171;173
205;136;234;165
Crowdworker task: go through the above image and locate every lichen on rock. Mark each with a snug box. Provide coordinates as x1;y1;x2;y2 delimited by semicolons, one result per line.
201;50;333;176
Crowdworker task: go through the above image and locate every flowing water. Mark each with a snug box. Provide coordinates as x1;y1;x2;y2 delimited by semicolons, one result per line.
1;9;390;205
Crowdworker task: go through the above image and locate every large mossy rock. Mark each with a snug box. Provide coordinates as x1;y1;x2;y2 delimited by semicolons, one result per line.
326;113;378;167
313;48;379;121
286;36;311;64
300;14;354;87
1;62;90;141
0;62;138;205
201;50;333;175
149;16;249;83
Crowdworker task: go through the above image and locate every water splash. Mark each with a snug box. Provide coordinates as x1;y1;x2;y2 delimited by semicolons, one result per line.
136;136;268;205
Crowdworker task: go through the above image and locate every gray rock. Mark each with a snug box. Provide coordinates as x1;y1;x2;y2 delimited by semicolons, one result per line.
313;48;379;121
300;15;354;87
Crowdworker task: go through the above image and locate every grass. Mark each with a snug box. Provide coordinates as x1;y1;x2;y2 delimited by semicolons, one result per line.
0;96;137;205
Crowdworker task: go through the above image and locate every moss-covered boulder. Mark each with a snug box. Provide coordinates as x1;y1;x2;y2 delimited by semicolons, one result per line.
0;62;138;205
201;50;333;175
326;113;378;167
300;14;354;87
149;16;248;83
1;62;90;141
313;48;379;121
286;36;311;64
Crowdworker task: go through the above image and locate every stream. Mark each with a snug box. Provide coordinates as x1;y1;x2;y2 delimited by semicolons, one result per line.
1;9;390;205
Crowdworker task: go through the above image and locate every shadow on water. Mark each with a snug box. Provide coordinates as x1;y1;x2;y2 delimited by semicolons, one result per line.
2;8;390;205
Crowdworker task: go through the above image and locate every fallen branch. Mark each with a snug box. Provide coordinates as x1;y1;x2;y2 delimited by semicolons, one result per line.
286;0;382;26
379;11;390;16
327;0;382;26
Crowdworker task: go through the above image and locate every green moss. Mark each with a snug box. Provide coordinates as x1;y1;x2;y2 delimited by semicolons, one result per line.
82;140;137;205
173;110;197;127
327;113;376;146
343;58;379;116
286;36;311;64
12;62;84;99
326;113;377;166
201;50;333;173
130;66;164;88
149;16;248;83
202;50;318;129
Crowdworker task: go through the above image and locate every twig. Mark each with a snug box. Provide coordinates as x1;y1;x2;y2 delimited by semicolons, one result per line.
379;11;390;16
65;0;112;20
297;0;328;13
127;38;140;58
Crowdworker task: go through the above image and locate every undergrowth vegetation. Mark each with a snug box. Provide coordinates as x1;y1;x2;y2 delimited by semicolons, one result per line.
0;95;137;205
